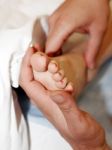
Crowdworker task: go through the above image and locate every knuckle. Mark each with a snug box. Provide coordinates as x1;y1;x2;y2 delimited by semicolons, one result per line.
57;17;67;28
59;98;73;112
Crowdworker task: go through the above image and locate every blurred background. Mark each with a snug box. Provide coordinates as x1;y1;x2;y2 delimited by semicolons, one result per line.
78;59;112;147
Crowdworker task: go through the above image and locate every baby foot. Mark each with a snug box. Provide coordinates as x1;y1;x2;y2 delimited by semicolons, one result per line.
30;52;73;92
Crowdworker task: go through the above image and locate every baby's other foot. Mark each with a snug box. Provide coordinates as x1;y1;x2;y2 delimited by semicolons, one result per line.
30;52;73;92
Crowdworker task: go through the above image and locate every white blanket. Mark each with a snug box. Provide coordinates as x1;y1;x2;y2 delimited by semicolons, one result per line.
0;18;36;150
0;0;64;150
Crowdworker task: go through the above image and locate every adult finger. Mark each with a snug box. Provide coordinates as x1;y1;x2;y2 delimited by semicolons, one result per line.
45;19;75;54
19;47;34;85
32;19;47;51
85;27;105;69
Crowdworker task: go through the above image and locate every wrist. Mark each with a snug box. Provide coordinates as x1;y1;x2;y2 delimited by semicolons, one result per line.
71;142;111;150
70;140;112;150
103;143;112;150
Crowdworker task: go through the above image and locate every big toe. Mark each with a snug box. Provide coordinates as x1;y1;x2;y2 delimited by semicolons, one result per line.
30;52;49;72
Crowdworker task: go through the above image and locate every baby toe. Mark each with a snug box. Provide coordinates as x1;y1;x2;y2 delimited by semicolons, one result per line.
30;52;49;72
53;69;64;81
56;77;67;89
48;60;59;74
65;82;74;92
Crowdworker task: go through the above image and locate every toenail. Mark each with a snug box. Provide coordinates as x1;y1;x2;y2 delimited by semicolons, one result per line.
51;61;58;66
52;62;56;65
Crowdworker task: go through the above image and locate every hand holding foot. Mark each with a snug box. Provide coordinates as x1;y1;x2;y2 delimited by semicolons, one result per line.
30;51;73;92
31;16;87;96
50;91;110;150
19;47;110;150
46;0;109;69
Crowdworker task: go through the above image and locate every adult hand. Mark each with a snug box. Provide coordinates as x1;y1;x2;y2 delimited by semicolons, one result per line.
46;0;109;69
50;91;110;150
19;47;110;150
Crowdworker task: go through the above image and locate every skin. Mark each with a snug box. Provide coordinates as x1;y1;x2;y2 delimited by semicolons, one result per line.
45;0;110;69
19;47;111;150
30;50;86;96
30;7;112;97
19;1;112;149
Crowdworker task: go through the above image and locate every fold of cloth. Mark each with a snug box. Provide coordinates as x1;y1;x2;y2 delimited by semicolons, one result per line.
0;19;33;150
0;16;49;150
10;16;49;88
0;0;64;149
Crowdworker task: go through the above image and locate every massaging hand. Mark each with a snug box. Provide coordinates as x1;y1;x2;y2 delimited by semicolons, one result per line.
19;47;110;150
46;0;109;69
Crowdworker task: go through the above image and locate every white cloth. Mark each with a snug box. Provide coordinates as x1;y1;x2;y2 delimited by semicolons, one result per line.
28;116;72;150
0;0;70;150
0;18;35;150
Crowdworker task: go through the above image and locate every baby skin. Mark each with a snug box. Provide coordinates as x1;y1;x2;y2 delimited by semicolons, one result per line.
30;50;86;96
30;2;112;97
